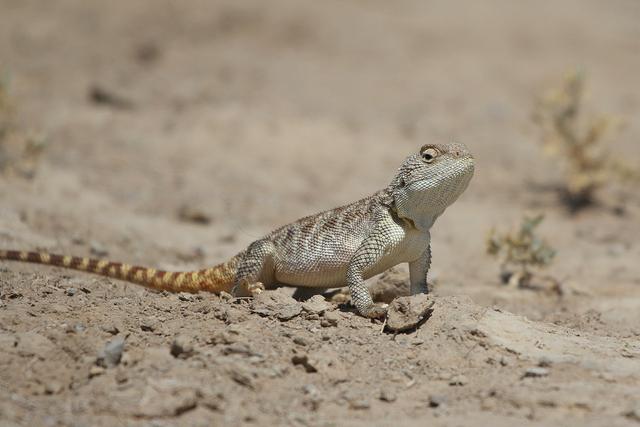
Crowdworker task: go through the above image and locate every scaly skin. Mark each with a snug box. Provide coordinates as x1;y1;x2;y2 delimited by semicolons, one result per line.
0;143;474;318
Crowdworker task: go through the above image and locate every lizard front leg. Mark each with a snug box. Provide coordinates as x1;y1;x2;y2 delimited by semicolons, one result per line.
346;231;395;319
409;240;431;295
233;240;275;297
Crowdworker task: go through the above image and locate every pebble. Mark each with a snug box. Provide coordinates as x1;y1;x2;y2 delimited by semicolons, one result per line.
449;374;468;386
379;388;397;402
321;311;340;327
65;323;85;333
90;241;109;257
301;295;332;314
44;381;63;395
178;293;195;302
65;288;77;296
89;366;105;377
523;367;549;378
292;354;318;373
171;335;194;358
277;304;302;321
624;407;640;422
538;356;553;367
140;318;156;332
429;395;447;408
293;336;308;346
101;324;120;335
349;399;370;410
251;290;302;321
97;336;125;368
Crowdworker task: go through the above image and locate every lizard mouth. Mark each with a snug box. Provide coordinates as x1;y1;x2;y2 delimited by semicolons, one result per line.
404;157;475;189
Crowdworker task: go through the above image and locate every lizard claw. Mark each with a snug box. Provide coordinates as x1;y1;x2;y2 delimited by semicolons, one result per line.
247;281;265;297
232;280;265;297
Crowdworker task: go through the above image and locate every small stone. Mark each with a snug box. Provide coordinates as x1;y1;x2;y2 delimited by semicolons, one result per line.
219;291;233;301
523;367;549;378
449;375;468;386
538;356;552;367
97;336;125;368
251;289;302;321
292;354;318;373
178;293;194;302
44;381;64;395
301;295;332;314
302;384;319;395
115;369;128;384
177;205;212;225
349;399;370;410
228;367;254;388
140;318;156;332
101;324;120;335
90;241;108;257
221;342;253;356
321;311;340;327
481;397;497;411
171;335;194;358
386;294;435;332
429;395;447;408
65;323;85;333
89;366;105;377
276;304;302;321
624;406;640;422
379;389;397;402
293;336;308;346
65;288;77;296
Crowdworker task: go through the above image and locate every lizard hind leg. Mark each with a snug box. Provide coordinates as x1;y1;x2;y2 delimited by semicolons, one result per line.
231;239;275;297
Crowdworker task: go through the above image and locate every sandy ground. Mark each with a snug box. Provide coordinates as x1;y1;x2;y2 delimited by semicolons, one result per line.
1;1;640;426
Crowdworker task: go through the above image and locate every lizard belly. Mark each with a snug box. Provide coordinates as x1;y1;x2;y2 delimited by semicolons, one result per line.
273;234;362;288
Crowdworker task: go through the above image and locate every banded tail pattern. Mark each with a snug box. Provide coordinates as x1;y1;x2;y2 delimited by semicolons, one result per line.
0;249;239;294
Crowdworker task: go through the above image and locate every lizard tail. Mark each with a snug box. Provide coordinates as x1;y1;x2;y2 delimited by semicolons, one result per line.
0;249;239;294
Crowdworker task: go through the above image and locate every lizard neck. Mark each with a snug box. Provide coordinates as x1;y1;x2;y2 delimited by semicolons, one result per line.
387;173;471;232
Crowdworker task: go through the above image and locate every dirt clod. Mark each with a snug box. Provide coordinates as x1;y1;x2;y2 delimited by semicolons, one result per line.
96;336;125;368
379;388;397;402
321;311;340;327
385;294;435;332
523;367;550;378
171;335;194;358
252;289;302;320
301;295;332;314
429;395;447;408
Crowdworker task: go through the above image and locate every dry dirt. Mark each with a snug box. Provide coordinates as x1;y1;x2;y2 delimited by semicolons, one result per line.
1;1;640;426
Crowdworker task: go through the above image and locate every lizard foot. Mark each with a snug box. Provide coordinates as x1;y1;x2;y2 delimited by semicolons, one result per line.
231;280;265;297
247;281;265;297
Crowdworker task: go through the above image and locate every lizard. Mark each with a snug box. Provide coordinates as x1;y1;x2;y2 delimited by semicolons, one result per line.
0;143;474;318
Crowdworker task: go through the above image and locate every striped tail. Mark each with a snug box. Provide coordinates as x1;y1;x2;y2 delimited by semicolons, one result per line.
0;249;238;294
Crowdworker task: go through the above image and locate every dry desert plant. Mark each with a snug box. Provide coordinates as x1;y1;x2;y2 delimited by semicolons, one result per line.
486;214;556;289
532;71;638;211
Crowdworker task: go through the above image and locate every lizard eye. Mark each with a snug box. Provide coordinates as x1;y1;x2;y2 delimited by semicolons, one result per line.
421;147;438;163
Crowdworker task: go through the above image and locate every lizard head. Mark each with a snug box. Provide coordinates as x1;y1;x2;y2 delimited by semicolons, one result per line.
389;142;475;230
